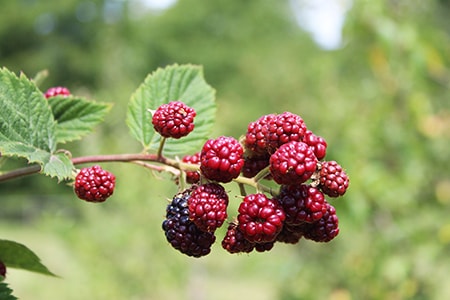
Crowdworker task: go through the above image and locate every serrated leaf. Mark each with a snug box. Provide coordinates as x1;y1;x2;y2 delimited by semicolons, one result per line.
126;64;216;156
48;96;112;144
0;68;56;153
0;68;74;180
0;283;17;300
0;240;56;277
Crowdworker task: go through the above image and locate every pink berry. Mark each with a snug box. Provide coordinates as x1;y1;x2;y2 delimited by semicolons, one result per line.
152;101;196;139
74;165;116;203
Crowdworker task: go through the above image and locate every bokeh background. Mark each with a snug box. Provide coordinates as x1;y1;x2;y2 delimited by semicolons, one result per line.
1;0;450;299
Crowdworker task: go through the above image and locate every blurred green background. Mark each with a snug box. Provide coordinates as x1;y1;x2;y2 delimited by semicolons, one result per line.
1;0;450;299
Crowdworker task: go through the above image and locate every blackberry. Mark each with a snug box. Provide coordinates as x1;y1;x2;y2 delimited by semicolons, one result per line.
152;101;196;139
200;136;244;183
266;112;307;153
242;154;270;178
44;86;71;98
244;114;276;156
276;184;327;225
269;141;317;185
188;183;229;232
162;190;216;257
303;202;339;242
222;222;255;254
319;160;349;197
0;261;6;278
182;152;201;184
302;129;327;160
74;165;116;203
254;241;275;252
276;224;304;244
237;193;286;243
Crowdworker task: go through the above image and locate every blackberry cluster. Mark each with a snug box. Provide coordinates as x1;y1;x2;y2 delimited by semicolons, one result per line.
143;102;349;257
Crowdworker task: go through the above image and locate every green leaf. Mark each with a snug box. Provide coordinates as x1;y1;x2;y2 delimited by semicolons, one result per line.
0;240;56;277
126;64;216;156
48;96;112;144
0;68;74;180
0;283;17;300
0;68;56;153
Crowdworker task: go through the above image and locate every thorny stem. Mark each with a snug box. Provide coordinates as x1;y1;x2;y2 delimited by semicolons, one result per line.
0;152;278;197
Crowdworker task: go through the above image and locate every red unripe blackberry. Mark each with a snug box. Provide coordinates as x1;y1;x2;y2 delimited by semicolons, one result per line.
266;112;307;153
302;129;327;160
162;190;216;257
242;155;270;178
200;136;244;183
152;101;196;139
188;183;229;232
222;222;255;254
319;161;349;197
303;202;339;242
0;261;6;278
182;152;201;184
244;114;276;156
237;193;286;243
44;86;71;98
269;141;318;185
276;184;327;225
74;165;116;203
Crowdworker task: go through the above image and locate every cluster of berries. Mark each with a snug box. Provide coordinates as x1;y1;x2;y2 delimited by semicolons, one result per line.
66;98;348;256
157;102;349;257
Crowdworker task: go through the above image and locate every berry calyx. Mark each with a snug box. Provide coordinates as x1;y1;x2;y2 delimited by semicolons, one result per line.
74;165;116;203
319;160;349;197
152;101;196;139
44;86;71;98
269;141;318;185
200;136;244;183
188;183;229;232
162;190;216;257
266;112;307;153
276;184;327;225
237;193;286;243
182;152;201;184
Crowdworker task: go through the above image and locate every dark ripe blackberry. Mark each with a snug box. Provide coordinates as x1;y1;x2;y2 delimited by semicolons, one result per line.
303;202;339;242
188;183;229;232
162;190;216;257
254;242;275;252
0;261;6;278
182;152;201;184
276;184;327;225
276;224;304;244
242;155;270;178
266;112;307;153
222;222;255;254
